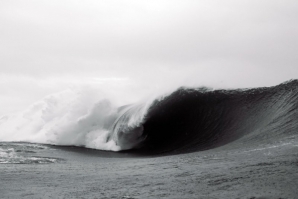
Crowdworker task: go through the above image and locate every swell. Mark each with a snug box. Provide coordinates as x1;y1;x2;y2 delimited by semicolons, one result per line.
134;80;298;155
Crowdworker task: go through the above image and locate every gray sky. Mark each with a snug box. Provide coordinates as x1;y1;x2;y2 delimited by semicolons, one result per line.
1;0;298;115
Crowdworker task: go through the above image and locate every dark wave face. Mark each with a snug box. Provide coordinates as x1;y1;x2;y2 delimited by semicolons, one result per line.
132;80;298;155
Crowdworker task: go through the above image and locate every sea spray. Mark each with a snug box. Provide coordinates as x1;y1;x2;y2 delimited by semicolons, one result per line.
0;88;153;151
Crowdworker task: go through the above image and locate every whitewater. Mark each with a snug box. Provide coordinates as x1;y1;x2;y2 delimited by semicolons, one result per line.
0;87;154;151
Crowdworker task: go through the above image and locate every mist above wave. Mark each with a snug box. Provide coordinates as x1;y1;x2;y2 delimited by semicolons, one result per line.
0;87;152;151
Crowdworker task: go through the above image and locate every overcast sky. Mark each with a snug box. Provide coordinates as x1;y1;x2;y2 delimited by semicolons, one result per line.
1;0;298;115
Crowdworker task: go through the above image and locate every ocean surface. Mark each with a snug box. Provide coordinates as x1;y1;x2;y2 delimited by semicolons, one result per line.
0;80;298;198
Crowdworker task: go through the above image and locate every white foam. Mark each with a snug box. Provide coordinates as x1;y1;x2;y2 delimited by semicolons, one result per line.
0;147;58;164
0;88;153;151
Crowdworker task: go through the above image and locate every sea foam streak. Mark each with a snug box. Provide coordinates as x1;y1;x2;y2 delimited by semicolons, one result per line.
0;88;153;151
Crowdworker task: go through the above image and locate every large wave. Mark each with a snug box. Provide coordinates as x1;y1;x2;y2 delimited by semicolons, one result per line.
0;80;297;154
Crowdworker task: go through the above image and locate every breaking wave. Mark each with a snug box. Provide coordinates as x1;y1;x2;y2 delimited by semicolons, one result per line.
0;80;297;154
0;88;153;151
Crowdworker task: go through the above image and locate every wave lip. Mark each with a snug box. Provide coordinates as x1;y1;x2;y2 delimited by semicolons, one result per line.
108;101;152;150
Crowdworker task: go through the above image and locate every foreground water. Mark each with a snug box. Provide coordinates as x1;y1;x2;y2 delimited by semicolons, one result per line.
0;133;298;199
